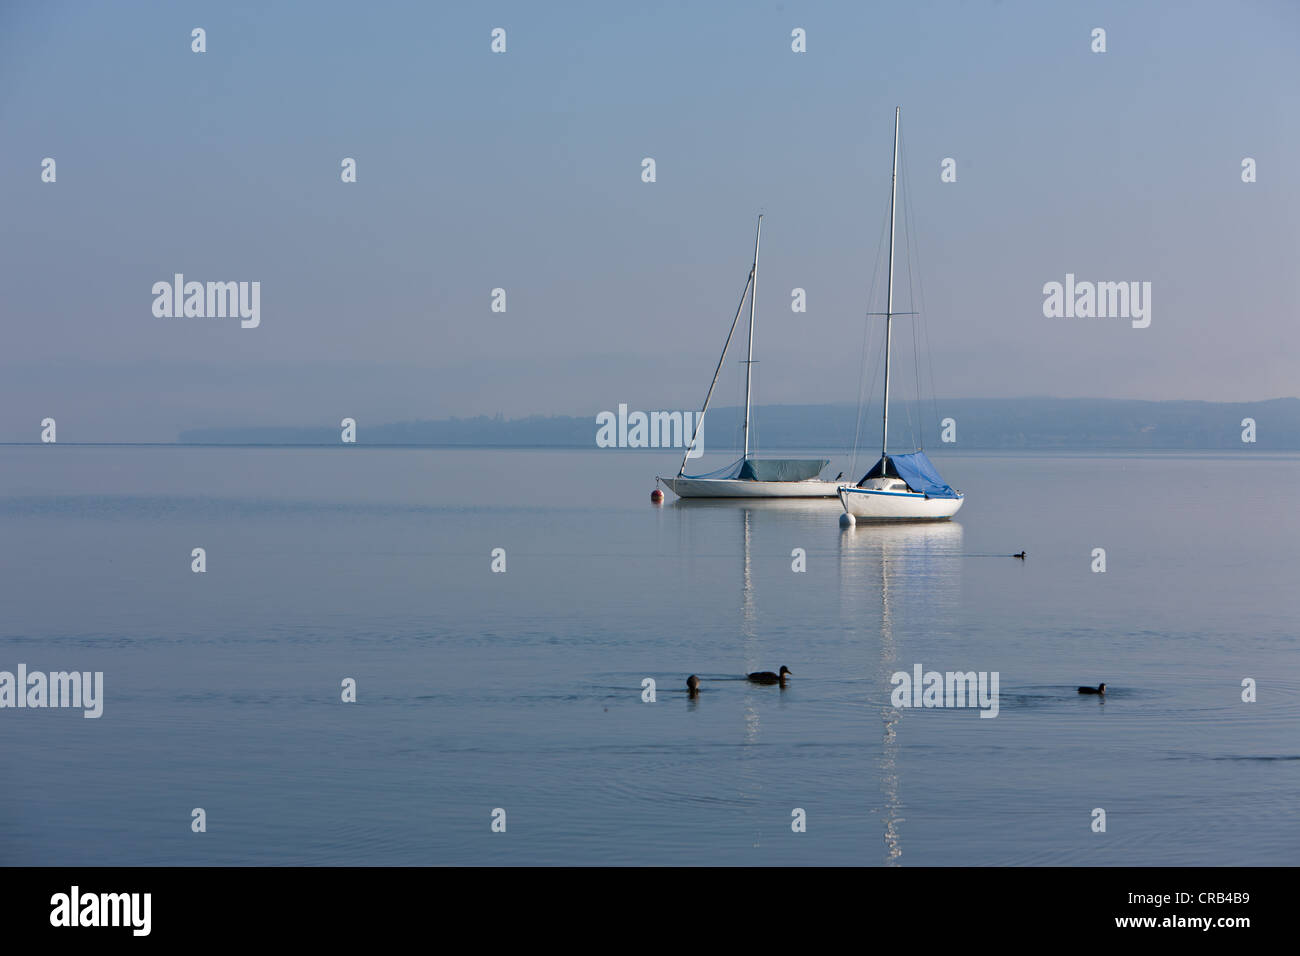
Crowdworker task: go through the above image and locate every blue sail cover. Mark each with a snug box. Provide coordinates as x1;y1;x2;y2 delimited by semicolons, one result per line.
682;457;828;481
737;458;828;481
890;452;959;498
681;457;745;479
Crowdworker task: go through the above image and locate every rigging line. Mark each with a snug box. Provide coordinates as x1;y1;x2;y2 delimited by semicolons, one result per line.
734;354;746;454
900;131;942;450
899;126;920;452
749;354;759;457
850;186;893;481
679;266;754;475
856;279;888;478
853;312;887;484
732;314;748;455
901;128;923;452
918;228;941;454
752;363;762;455
860;310;886;475
740;355;753;454
898;126;935;452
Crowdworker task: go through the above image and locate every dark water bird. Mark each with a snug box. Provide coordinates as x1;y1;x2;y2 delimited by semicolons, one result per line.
1078;683;1106;695
687;675;700;697
747;666;792;685
1013;551;1026;559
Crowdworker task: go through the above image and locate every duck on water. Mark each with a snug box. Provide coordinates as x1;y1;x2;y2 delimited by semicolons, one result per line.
748;666;792;685
1078;683;1107;695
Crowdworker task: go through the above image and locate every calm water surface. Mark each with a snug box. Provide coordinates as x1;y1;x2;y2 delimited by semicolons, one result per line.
0;446;1296;865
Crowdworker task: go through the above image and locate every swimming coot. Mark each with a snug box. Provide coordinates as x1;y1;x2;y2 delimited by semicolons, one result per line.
747;666;792;685
1077;683;1106;695
687;675;700;697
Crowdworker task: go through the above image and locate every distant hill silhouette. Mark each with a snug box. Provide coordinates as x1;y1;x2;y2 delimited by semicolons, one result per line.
177;397;1300;450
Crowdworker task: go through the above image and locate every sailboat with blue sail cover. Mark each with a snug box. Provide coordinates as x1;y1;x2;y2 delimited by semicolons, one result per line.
839;108;964;521
656;215;844;498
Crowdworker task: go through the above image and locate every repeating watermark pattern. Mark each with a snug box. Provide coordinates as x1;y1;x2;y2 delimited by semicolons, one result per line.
1042;274;1151;328
152;275;261;328
595;405;702;455
10;9;1285;877
890;664;999;718
50;886;151;936
0;665;103;718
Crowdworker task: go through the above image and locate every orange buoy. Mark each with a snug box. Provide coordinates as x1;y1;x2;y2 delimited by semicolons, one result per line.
651;488;664;503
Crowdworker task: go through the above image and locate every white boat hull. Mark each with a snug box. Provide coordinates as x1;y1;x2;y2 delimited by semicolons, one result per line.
838;486;964;520
659;476;845;499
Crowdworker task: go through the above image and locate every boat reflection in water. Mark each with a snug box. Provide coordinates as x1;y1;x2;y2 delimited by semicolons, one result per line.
839;520;964;864
666;496;844;847
666;496;963;859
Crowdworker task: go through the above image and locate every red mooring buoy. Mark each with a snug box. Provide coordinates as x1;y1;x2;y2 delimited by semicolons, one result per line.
651;488;664;503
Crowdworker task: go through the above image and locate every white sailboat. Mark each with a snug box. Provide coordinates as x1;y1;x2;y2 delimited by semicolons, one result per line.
839;108;964;522
657;215;843;499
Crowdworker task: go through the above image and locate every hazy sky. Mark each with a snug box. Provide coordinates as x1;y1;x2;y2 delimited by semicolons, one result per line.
2;0;1297;440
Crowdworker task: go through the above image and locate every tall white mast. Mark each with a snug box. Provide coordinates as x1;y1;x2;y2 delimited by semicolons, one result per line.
743;214;762;461
678;254;756;476
881;108;899;462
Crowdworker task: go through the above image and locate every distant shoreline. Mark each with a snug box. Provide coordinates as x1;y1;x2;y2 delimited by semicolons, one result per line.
3;399;1297;451
2;444;1297;458
164;397;1300;451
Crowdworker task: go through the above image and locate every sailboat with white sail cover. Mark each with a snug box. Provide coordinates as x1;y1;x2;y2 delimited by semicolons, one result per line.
839;108;964;521
656;216;843;499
